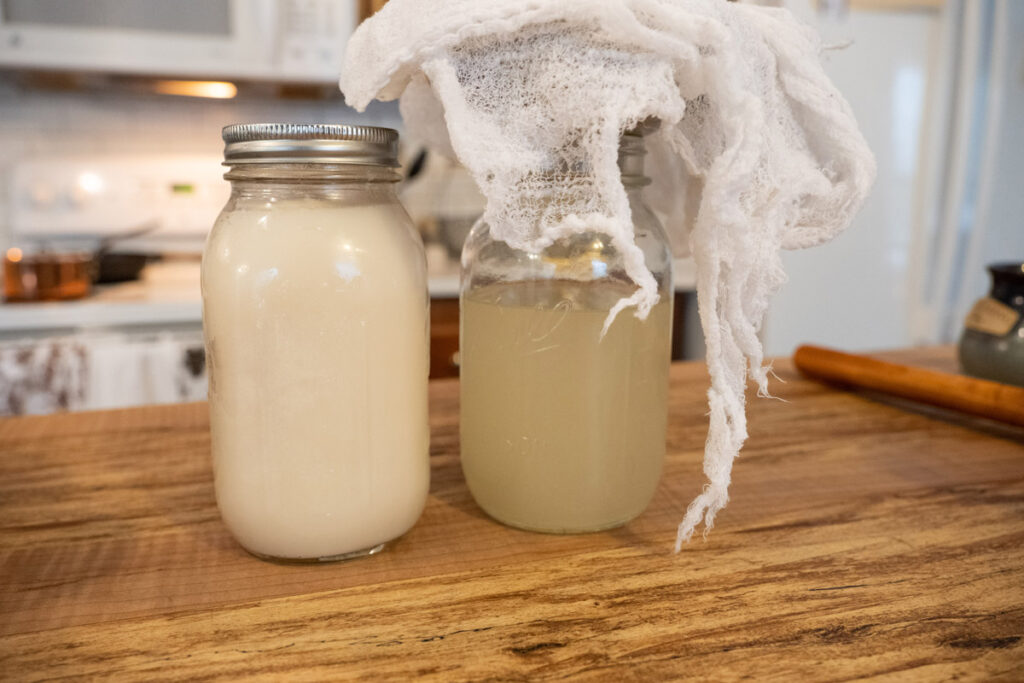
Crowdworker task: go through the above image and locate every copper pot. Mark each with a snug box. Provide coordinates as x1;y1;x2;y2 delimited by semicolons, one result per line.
3;248;94;302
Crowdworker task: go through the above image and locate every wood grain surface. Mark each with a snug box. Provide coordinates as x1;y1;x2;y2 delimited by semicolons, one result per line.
1;347;1022;681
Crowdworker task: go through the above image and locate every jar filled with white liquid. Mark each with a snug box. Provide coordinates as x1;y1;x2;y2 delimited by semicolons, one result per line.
203;124;429;561
460;131;673;533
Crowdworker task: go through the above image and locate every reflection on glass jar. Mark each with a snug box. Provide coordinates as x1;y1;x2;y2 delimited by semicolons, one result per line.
958;263;1024;387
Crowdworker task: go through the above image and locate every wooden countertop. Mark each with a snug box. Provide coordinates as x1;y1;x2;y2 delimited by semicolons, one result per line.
1;347;1022;680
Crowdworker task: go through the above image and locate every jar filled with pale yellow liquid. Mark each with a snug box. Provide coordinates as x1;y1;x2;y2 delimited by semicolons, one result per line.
459;131;673;533
203;124;429;562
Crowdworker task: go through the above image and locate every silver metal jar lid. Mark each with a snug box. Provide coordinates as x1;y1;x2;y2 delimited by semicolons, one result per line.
221;123;399;166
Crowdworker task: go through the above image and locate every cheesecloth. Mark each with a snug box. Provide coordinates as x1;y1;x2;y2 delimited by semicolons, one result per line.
340;0;876;550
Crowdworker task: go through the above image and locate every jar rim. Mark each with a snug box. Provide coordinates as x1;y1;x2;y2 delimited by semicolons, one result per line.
988;262;1024;279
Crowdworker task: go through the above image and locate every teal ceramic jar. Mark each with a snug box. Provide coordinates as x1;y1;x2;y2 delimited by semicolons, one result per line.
958;263;1024;387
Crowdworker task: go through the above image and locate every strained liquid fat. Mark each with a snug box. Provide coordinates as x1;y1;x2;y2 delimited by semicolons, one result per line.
203;199;429;560
460;280;672;532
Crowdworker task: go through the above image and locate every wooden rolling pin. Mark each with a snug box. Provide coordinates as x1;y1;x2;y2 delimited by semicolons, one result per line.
793;345;1024;428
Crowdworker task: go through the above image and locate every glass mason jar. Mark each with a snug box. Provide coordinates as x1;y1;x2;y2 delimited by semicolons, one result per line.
203;124;430;562
959;262;1024;387
459;132;674;533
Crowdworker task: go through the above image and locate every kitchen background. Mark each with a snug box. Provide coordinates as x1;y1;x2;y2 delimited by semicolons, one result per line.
0;0;1021;415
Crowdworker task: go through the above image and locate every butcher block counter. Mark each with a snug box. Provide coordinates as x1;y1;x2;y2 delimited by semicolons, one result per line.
1;347;1022;680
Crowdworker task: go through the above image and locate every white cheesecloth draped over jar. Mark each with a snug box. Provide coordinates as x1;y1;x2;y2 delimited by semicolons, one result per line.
340;0;876;549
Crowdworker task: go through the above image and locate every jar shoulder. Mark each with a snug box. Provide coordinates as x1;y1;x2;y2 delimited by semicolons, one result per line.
203;198;425;288
461;193;672;293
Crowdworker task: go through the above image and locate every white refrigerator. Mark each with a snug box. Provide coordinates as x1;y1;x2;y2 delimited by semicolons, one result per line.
762;0;1024;357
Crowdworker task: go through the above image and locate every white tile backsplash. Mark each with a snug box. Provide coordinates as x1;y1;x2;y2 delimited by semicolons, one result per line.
0;74;402;248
